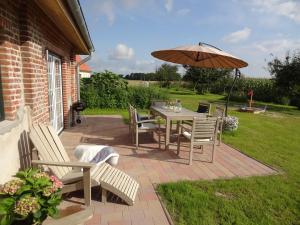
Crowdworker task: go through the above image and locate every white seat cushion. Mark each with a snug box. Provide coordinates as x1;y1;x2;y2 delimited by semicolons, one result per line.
140;123;157;130
182;131;211;142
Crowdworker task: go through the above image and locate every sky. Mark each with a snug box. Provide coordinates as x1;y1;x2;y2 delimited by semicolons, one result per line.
80;0;300;78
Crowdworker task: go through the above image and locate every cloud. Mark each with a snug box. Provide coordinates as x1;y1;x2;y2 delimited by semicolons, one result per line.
121;0;139;8
164;0;173;12
177;8;191;16
223;27;252;43
252;39;300;54
98;1;115;25
109;44;135;60
245;0;300;23
89;53;163;75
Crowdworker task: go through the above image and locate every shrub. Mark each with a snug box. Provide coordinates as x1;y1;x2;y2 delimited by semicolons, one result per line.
128;86;169;109
81;71;169;109
0;169;62;225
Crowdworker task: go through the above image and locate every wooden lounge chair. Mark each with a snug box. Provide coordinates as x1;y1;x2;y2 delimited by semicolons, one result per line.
47;207;93;225
29;124;139;206
177;117;219;165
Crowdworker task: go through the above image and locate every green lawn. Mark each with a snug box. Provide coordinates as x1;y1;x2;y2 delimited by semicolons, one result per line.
158;91;300;225
83;90;300;225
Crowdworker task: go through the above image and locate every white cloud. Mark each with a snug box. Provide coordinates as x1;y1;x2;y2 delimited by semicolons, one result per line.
110;44;134;60
121;0;139;8
89;53;163;75
177;8;190;16
98;1;115;25
164;0;173;12
223;27;252;43
246;0;300;23
253;39;300;54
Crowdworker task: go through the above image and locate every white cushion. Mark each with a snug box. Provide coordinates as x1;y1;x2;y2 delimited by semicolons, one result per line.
182;131;211;142
140;123;157;130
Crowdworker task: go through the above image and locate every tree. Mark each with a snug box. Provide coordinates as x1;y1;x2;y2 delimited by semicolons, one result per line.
156;63;181;88
268;51;300;108
183;66;232;93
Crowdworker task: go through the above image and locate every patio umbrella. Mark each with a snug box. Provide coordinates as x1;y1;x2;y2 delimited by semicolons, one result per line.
151;42;248;116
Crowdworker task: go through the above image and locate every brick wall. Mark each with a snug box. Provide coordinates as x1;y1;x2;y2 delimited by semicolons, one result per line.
0;0;78;127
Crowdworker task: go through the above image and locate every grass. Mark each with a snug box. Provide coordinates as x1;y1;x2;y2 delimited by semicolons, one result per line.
83;89;300;225
157;90;300;225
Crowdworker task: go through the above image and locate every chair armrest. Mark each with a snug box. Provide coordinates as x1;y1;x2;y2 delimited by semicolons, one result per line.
179;124;192;132
32;160;95;169
136;119;157;124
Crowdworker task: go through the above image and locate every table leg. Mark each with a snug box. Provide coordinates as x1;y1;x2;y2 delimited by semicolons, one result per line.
165;118;170;150
176;120;181;133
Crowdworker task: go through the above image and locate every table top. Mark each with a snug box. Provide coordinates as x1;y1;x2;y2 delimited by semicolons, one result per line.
150;105;207;120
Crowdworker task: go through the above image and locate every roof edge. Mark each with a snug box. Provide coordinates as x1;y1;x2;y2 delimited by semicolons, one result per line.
66;0;95;53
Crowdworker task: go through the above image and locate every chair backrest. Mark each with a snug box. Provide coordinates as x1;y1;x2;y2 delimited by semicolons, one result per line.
197;102;211;114
128;104;134;126
191;117;219;142
213;105;225;119
29;123;72;179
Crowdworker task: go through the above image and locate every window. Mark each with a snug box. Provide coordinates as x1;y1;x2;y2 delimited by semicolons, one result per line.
0;66;4;121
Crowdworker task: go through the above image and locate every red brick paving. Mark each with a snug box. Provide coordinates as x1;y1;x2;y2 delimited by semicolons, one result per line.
52;115;276;225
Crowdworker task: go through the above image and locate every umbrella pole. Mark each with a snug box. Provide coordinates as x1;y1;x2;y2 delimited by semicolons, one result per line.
225;68;241;117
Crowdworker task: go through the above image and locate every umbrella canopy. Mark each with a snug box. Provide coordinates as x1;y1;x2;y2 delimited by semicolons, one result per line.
151;43;248;69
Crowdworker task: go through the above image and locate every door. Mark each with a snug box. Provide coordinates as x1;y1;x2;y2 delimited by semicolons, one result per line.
47;53;64;133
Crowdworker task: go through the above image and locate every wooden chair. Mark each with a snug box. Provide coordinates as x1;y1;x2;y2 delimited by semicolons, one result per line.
47;207;93;225
177;117;219;165
128;104;134;135
130;107;161;150
212;105;225;146
29;124;139;206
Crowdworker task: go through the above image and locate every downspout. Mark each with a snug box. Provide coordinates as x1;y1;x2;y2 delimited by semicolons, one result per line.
76;55;91;101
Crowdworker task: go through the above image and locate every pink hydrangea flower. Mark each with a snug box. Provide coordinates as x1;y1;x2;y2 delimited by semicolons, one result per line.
0;179;24;195
14;196;39;216
50;175;63;190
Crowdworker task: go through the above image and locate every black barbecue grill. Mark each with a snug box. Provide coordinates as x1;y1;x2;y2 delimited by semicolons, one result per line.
72;101;86;124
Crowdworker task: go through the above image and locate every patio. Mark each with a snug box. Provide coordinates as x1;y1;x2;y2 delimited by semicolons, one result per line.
55;115;276;225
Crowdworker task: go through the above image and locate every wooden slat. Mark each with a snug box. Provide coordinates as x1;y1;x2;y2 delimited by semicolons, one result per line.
33;125;66;177
47;125;70;162
39;125;70;174
29;127;62;178
129;181;138;200
115;173;126;190
101;167;115;182
92;163;109;180
120;176;130;193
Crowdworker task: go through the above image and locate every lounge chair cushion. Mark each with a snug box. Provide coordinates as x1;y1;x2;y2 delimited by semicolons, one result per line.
75;145;119;166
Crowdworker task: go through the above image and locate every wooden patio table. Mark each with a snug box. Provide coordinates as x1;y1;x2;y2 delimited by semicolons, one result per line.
150;105;207;150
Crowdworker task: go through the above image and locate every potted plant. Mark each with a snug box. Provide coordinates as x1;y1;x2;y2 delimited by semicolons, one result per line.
0;168;63;225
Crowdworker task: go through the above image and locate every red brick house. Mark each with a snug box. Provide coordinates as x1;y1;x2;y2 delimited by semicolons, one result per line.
0;0;94;183
76;55;92;78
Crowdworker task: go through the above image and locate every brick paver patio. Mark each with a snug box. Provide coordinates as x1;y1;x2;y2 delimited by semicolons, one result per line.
54;115;276;225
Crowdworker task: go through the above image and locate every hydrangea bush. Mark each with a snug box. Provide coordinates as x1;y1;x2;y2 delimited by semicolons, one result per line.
0;169;63;225
223;116;239;131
